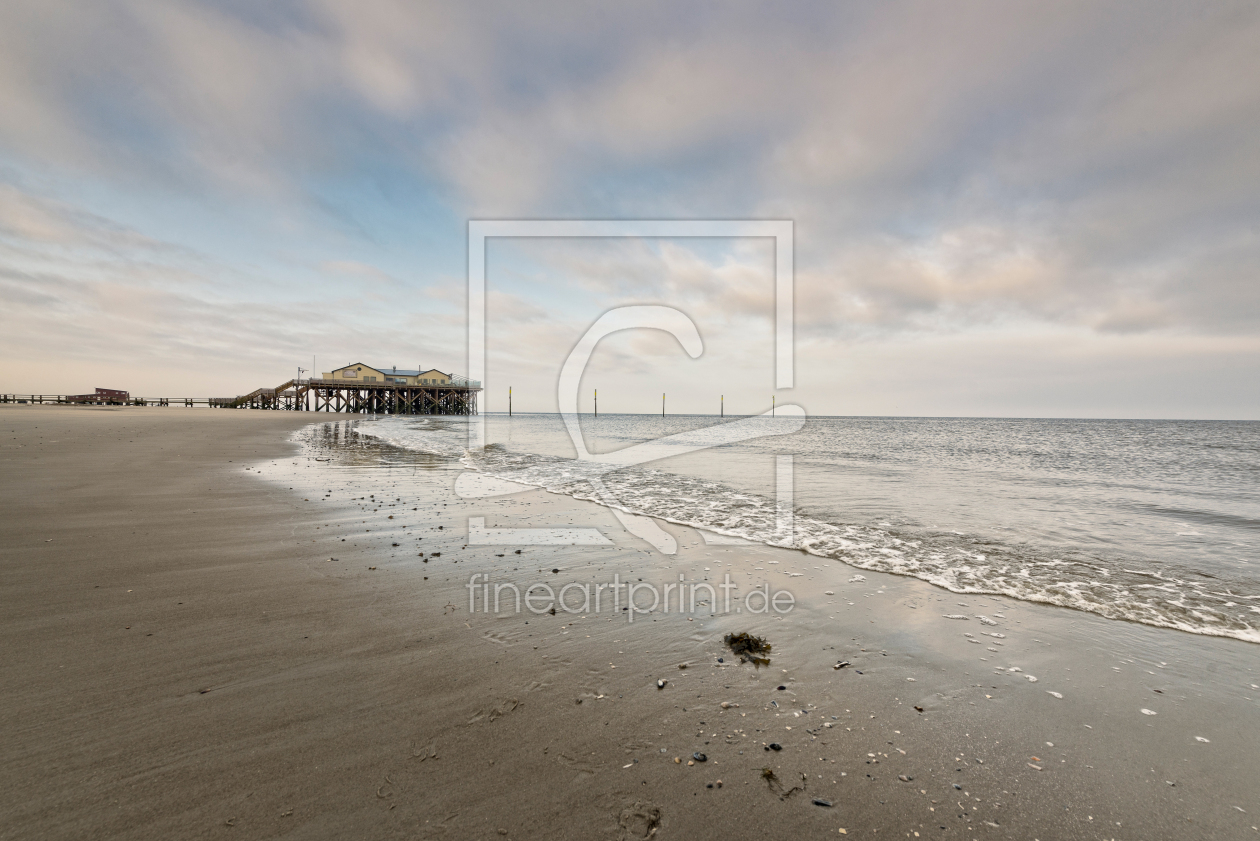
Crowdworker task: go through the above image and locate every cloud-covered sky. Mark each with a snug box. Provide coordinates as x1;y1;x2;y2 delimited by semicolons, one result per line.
1;1;1257;417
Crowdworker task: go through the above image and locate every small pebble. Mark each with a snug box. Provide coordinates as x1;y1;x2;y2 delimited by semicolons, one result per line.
657;679;667;689
812;798;833;807
768;743;782;751
692;752;707;762
777;685;786;691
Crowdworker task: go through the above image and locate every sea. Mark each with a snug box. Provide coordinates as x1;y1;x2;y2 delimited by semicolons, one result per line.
296;413;1260;644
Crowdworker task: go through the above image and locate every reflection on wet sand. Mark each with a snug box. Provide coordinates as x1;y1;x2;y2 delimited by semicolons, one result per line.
303;419;457;470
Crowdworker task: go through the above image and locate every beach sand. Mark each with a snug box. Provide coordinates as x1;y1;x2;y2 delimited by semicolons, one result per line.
2;406;1257;839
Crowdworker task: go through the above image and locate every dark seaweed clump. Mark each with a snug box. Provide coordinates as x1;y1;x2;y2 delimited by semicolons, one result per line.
724;632;771;666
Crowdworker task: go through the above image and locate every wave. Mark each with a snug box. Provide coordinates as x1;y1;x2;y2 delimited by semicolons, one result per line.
464;445;1260;644
349;419;1260;644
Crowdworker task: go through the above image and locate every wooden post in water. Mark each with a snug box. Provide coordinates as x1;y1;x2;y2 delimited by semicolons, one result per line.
509;386;512;417
721;395;724;417
772;395;775;417
662;393;665;417
594;389;597;417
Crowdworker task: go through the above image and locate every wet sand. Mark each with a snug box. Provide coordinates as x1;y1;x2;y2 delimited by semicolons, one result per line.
2;406;1257;840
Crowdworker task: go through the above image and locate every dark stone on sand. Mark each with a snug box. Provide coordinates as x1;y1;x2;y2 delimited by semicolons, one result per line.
777;685;786;690
812;799;833;807
769;743;782;751
693;752;707;762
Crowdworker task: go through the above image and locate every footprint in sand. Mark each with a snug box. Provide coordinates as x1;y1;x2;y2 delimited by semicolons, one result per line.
466;698;521;725
617;802;662;840
481;630;516;646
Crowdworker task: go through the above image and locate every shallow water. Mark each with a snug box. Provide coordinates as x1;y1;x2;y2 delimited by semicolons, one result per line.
317;413;1260;643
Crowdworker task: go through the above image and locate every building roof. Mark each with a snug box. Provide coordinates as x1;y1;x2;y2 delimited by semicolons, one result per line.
332;363;450;377
379;368;451;377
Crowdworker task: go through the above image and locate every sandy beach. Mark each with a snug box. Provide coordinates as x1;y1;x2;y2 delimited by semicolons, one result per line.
2;406;1257;840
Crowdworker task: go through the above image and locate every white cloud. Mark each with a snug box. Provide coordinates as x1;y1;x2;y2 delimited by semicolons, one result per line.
0;1;1257;414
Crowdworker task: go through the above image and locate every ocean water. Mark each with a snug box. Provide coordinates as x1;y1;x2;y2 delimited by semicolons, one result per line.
316;413;1260;643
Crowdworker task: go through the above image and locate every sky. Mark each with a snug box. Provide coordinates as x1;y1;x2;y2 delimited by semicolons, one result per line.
0;1;1257;418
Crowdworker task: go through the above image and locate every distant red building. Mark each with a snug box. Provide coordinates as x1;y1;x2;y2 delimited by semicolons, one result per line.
65;388;130;405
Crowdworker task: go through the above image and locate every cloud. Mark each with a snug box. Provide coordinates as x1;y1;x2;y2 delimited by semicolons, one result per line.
0;1;1257;413
0;184;164;252
0;182;466;393
319;260;400;286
